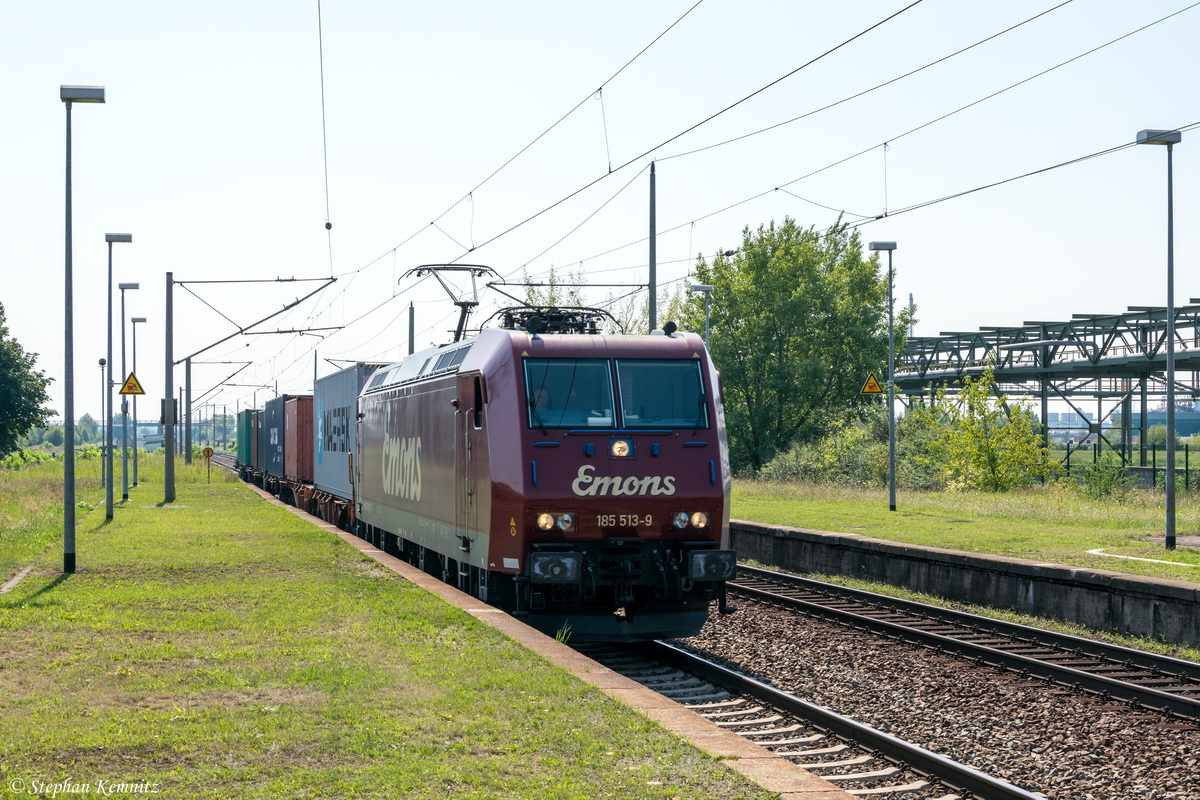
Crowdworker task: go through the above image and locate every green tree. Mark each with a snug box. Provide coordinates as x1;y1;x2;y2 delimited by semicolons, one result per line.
77;413;99;444
604;282;687;335
45;425;65;447
684;218;905;473
522;266;586;308
0;302;53;457
929;366;1050;491
1144;423;1179;449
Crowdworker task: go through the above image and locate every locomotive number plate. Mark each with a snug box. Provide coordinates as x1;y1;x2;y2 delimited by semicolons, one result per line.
596;514;653;528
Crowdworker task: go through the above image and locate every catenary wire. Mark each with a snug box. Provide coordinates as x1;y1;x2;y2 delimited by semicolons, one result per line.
316;0;335;275
462;0;927;266
352;0;709;276
657;0;1076;163
209;5;1190;405
537;1;1200;281
274;0;934;355
849;123;1199;228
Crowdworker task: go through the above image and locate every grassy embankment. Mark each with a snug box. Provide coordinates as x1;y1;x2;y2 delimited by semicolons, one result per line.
734;479;1200;661
0;456;771;800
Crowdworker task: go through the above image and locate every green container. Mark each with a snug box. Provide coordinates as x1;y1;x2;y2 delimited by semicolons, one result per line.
237;409;259;469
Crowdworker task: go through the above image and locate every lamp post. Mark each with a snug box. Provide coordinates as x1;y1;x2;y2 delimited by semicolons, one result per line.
118;282;139;501
690;284;714;345
131;316;146;486
1137;128;1182;550
870;241;898;513
104;233;132;519
61;85;105;574
98;358;107;487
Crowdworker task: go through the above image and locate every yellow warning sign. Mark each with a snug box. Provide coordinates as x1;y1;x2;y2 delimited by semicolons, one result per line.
119;372;146;395
860;372;885;395
509;517;517;537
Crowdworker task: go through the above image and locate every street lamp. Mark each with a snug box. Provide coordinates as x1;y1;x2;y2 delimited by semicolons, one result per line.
104;233;132;520
98;358;107;487
870;241;898;513
131;316;147;486
118;282;139;501
1137;128;1182;550
61;85;105;574
689;284;714;345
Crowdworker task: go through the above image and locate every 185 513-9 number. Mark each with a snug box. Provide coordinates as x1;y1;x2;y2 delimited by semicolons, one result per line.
597;514;653;528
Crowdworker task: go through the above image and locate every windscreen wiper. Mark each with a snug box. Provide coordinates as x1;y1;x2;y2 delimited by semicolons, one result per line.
528;400;548;434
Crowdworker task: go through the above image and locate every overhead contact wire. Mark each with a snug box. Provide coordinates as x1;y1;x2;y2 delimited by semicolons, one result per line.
456;0;926;261
317;0;335;275
850;122;1200;227
373;0;709;271
552;1;1200;276
659;0;1074;163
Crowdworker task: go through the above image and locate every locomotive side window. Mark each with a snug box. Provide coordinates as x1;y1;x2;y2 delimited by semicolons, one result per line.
524;359;614;428
616;360;709;429
473;376;484;429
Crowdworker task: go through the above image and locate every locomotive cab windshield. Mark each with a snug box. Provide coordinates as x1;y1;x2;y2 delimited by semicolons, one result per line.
525;358;709;429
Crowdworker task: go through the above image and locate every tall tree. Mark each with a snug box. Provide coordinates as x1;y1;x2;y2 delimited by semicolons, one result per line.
685;218;901;473
0;302;53;457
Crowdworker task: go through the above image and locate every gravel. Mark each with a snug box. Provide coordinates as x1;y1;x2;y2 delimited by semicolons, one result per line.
682;600;1200;800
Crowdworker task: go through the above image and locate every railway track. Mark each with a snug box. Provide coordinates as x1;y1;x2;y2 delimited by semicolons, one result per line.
730;565;1200;724
209;452;237;471
578;641;1043;800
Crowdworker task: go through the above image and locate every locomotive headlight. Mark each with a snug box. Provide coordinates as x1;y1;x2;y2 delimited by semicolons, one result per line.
530;552;583;584
672;511;690;529
690;511;710;529
687;550;737;581
536;512;576;532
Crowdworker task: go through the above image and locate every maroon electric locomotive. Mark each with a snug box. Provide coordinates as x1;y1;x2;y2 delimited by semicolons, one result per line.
354;307;736;641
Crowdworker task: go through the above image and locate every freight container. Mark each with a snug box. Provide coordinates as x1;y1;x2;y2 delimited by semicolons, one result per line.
236;408;258;468
313;363;382;499
284;396;315;483
250;411;260;472
258;395;294;482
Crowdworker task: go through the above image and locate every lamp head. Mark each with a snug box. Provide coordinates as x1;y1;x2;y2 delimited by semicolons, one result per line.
106;233;132;244
131;317;147;324
1137;129;1182;146
118;282;139;291
60;86;105;103
869;241;897;252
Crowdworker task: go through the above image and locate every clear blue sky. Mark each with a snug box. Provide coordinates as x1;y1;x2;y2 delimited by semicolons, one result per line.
3;0;1197;422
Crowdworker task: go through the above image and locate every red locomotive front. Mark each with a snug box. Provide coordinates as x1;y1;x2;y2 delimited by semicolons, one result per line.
355;315;735;642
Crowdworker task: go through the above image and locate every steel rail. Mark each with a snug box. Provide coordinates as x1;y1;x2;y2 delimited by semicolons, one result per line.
647;640;1044;800
730;567;1200;721
736;565;1200;681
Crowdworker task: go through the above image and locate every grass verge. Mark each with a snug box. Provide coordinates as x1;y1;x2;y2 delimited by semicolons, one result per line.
0;469;771;800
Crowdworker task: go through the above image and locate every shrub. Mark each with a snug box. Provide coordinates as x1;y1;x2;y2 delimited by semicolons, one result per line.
1074;452;1137;500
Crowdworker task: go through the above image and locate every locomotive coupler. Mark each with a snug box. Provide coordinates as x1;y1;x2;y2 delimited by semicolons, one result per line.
717;583;737;615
